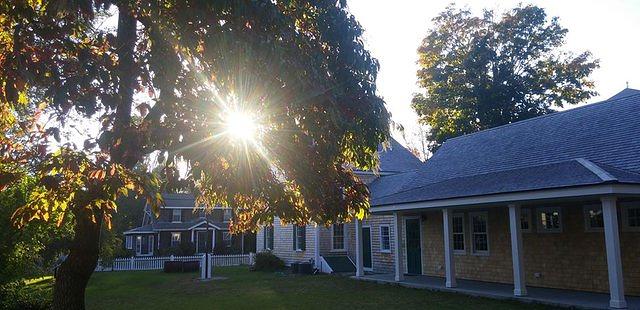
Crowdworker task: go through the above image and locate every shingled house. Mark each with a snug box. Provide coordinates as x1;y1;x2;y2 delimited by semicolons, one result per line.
123;193;255;256
256;138;422;272
351;88;640;308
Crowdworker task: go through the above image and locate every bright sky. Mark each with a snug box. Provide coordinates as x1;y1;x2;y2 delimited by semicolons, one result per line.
347;0;640;155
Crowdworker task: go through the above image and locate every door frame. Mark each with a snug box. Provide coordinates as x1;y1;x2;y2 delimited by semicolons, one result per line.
403;216;423;275
362;225;373;271
196;230;209;253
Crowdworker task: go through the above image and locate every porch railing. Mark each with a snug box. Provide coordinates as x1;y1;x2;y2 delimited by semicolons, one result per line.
96;253;255;272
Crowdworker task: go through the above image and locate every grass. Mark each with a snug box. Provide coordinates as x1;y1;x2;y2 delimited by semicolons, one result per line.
83;267;560;310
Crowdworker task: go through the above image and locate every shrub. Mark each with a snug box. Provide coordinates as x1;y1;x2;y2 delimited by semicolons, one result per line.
0;278;52;310
253;251;284;271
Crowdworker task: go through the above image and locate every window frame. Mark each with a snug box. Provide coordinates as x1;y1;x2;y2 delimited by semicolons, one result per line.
148;235;154;254
536;207;563;233
222;231;232;248
223;209;232;222
171;232;181;247
135;235;142;254
125;235;133;249
263;226;274;250
583;204;604;232
520;208;532;233
621;202;640;232
293;225;306;251
172;209;182;223
331;224;345;251
379;225;391;253
469;211;489;255
452;213;466;254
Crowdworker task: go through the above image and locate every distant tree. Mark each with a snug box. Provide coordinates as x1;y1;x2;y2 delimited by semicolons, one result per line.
0;1;389;309
412;5;599;152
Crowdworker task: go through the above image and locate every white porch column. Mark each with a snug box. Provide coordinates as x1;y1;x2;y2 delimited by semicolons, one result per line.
508;204;527;296
355;219;364;277
191;230;195;242
314;225;321;270
393;211;405;282
211;230;216;252
442;208;456;288
602;196;627;309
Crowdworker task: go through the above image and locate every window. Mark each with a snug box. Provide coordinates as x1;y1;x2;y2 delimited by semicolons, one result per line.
332;224;345;250
135;236;142;254
622;202;640;231
537;207;562;233
125;235;133;249
171;232;181;247
470;212;489;254
148;235;154;254
293;225;306;251
583;204;604;231
452;214;465;253
223;209;232;222
222;232;232;247
520;208;532;232
379;225;391;252
172;209;182;222
263;226;274;250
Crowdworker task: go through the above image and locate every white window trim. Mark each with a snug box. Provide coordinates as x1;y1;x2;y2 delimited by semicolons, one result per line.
294;226;305;251
452;213;466;255
148;235;154;255
583;204;604;232
223;209;232;222
171;232;181;247
379;225;391;253
135;236;142;255
222;231;232;248
469;211;489;256
621;202;640;232
264;226;274;251
172;209;182;223
331;224;345;251
536;207;563;233
520;208;533;233
125;235;133;249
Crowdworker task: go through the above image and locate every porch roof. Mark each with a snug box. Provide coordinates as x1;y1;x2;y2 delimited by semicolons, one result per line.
370;89;640;210
124;219;227;234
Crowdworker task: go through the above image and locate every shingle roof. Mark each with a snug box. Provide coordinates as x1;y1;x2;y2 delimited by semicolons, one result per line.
162;193;197;208
608;88;640;100
370;90;640;207
377;138;422;173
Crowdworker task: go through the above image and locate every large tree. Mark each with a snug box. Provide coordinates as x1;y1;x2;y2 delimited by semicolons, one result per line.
412;5;599;152
0;1;389;309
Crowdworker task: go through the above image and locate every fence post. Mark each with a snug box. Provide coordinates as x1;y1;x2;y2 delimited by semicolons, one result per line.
250;252;255;265
130;257;134;270
170;255;175;261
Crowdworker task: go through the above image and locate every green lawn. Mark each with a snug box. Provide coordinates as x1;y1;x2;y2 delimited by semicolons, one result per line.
81;267;559;310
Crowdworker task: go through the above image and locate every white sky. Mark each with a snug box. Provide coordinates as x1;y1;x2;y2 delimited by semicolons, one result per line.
347;0;640;153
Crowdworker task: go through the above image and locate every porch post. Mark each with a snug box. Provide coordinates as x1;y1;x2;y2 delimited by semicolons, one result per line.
601;196;627;309
191;230;195;242
442;208;456;288
211;229;216;252
355;219;364;277
314;225;321;270
508;204;527;296
393;211;404;282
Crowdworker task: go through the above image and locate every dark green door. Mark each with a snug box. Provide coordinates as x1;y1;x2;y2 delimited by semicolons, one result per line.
405;218;422;275
362;227;372;269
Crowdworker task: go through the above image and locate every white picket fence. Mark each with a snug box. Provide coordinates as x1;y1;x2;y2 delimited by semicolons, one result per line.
97;253;255;272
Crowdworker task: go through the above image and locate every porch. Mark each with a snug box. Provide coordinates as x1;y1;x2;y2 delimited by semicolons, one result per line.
353;273;640;309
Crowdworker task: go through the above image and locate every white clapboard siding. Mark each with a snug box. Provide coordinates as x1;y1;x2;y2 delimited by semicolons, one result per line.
97;253;255;272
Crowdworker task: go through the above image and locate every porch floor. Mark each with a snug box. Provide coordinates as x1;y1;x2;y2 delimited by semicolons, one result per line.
352;273;640;309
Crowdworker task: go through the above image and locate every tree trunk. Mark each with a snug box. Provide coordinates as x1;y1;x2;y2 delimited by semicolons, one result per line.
53;208;103;310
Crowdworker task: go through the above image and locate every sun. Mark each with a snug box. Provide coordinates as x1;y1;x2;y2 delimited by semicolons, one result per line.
222;109;261;143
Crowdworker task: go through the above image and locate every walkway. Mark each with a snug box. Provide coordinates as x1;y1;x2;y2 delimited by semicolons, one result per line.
353;273;640;309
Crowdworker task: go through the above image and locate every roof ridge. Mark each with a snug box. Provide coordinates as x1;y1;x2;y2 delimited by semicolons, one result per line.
575;158;617;182
444;91;640;144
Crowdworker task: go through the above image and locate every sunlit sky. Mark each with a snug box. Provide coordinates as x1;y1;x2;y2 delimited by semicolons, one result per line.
347;0;640;154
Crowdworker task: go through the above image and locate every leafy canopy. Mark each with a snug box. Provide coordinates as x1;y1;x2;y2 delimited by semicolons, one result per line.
0;0;389;233
412;5;599;153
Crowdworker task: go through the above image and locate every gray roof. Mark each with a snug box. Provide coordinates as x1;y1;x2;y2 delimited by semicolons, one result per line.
371;89;640;206
162;193;197;208
377;138;422;173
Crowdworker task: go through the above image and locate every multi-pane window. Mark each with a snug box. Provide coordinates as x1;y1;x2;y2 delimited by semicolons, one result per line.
627;207;640;228
264;226;274;250
583;205;604;231
452;214;465;253
223;232;232;247
125;235;133;249
379;225;391;252
148;235;154;254
538;207;562;232
470;212;489;254
332;224;345;250
171;232;181;247
293;225;306;251
223;209;232;222
172;209;182;222
136;236;142;254
520;208;532;232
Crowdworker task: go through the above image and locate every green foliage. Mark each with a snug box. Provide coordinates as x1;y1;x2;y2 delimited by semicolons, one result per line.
253;251;285;272
0;277;53;310
412;5;599;152
0;178;72;283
